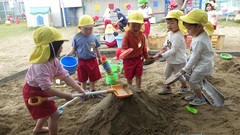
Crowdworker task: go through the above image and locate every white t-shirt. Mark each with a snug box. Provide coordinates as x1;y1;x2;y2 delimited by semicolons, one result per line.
162;31;187;64
138;6;152;18
207;10;218;25
103;13;111;20
105;34;115;42
183;31;214;76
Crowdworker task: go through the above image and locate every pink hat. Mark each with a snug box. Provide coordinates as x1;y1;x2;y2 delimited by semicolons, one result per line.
126;3;132;10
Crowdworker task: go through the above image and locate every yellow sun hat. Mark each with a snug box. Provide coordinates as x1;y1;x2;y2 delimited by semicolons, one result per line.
165;10;187;34
125;11;145;32
180;9;214;35
128;11;144;24
78;14;95;27
29;26;68;64
105;24;114;34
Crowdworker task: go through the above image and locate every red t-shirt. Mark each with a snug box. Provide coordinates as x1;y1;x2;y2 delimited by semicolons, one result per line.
121;31;148;59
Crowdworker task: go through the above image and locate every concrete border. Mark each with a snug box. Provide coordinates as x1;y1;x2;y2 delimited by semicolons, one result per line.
0;69;27;84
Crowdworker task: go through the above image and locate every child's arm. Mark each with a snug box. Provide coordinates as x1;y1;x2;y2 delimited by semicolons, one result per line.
143;35;149;59
67;47;76;56
182;42;202;73
181;0;188;10
96;48;102;65
45;87;73;101
63;76;85;94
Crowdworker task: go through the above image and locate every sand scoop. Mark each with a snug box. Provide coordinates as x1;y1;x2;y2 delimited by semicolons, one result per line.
28;84;133;106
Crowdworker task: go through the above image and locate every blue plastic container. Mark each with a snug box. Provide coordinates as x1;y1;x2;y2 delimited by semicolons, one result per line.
115;34;123;48
60;56;78;74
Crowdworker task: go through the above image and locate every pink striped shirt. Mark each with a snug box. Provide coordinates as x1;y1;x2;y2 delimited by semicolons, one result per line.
25;58;68;90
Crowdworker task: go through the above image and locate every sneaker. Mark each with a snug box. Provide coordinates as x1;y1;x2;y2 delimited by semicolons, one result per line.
80;90;89;101
189;97;206;106
184;93;196;101
90;90;100;98
143;66;147;71
158;87;172;95
178;87;188;94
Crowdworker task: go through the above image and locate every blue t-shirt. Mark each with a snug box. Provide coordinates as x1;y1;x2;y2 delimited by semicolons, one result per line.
72;33;101;60
117;13;128;27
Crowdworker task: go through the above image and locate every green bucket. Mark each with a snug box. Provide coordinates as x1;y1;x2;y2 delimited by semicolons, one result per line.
110;64;118;73
106;73;118;85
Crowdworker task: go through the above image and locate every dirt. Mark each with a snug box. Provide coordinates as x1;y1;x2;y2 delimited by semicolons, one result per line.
0;24;240;135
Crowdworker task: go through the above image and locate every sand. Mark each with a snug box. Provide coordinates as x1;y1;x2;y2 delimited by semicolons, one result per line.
0;24;240;135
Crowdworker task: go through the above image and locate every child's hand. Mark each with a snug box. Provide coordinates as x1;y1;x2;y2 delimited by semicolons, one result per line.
98;58;102;65
180;69;186;74
65;94;73;101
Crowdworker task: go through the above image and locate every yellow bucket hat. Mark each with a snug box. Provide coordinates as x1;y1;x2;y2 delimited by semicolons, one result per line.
78;14;95;27
105;24;114;34
125;11;145;32
165;10;187;34
180;9;214;35
29;26;68;64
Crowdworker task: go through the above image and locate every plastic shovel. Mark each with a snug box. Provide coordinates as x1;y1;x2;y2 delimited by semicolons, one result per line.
185;105;198;114
164;72;183;85
28;84;133;106
58;97;80;116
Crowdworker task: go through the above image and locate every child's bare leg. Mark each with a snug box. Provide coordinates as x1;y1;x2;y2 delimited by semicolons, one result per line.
181;81;188;87
194;89;203;98
33;116;49;134
81;82;87;90
135;76;141;88
89;81;95;91
48;111;60;135
127;79;132;85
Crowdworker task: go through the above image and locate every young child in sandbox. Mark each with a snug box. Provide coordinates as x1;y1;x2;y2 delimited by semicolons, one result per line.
22;26;85;134
67;14;103;100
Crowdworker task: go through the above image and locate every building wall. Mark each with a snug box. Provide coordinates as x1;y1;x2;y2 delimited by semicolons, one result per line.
82;0;165;23
24;0;62;27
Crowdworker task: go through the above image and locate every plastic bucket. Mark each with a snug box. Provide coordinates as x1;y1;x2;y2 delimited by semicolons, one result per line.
60;56;78;74
115;34;123;48
106;73;118;85
110;64;118;73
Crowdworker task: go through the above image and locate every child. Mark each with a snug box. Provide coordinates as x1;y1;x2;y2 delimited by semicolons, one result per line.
113;8;128;32
137;0;153;40
179;9;214;106
121;11;149;88
22;26;85;134
102;8;112;28
153;10;188;95
126;3;133;16
103;24;118;48
205;2;218;30
67;15;102;97
185;1;194;14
